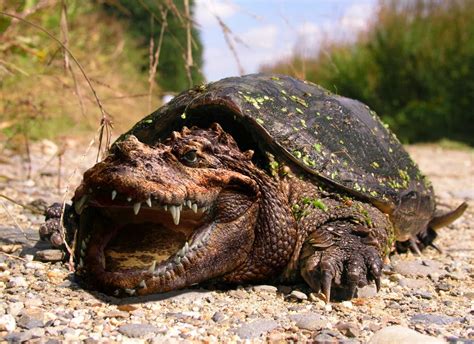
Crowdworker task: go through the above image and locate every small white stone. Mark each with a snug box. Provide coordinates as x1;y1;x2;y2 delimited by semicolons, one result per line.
0;314;16;332
369;325;446;344
7;302;24;316
7;276;28;288
341;301;353;309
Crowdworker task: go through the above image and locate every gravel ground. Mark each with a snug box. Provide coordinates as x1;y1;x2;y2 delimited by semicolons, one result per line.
0;139;473;343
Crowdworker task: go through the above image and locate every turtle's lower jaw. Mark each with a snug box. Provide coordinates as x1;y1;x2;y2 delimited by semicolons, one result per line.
75;188;257;296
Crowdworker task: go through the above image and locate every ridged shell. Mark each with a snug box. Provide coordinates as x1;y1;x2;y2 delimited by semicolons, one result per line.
118;74;435;237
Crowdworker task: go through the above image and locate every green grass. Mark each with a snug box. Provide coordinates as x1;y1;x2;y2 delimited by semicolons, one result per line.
263;0;474;146
0;1;159;145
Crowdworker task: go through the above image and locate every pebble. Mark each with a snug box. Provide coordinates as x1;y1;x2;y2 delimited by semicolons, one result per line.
368;325;446;343
335;321;360;338
413;290;434;299
450;189;474;200
25;261;44;270
411;313;460;325
357;284;378;298
290;312;327;331
253;285;278;293
17;308;45;329
313;330;340;343
118;323;160;338
211;312;226;323
393;259;445;277
398;278;429;289
287;290;307;301
8;302;24;316
234;319;279;339
35;249;65;262
0;314;16;332
7;276;28;288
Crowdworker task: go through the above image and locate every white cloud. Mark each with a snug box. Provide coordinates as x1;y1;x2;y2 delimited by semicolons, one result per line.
195;0;239;26
340;3;375;33
240;25;278;50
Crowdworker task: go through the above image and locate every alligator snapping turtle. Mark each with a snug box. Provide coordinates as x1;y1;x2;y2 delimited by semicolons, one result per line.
41;74;467;300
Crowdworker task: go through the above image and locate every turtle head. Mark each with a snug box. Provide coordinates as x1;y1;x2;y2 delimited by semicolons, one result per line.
73;123;261;296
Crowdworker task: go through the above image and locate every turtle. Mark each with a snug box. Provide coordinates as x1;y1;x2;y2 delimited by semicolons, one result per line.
40;73;467;300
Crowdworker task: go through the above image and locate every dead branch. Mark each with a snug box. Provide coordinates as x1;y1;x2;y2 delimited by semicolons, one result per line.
148;7;169;112
215;14;245;75
0;193;43;215
0;11;113;161
2;0;56;36
0;199;35;243
184;0;193;87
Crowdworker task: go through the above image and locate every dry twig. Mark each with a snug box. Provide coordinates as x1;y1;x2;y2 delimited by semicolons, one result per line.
215;15;245;75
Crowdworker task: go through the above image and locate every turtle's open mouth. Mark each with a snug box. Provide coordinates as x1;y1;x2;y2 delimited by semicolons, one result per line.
75;189;214;296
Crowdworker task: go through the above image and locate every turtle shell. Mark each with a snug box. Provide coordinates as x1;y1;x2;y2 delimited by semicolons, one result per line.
118;74;435;237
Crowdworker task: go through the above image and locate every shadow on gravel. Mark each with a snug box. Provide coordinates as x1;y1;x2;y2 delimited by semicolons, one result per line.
81;286;215;306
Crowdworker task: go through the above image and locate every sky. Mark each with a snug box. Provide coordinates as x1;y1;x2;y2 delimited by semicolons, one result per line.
194;0;378;81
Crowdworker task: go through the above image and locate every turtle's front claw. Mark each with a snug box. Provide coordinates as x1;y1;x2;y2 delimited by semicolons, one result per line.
300;223;384;302
39;202;77;250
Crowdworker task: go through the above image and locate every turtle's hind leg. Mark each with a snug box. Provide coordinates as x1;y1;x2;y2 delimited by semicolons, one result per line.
396;202;468;254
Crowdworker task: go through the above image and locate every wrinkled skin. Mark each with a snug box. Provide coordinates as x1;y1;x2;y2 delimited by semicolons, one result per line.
41;124;464;300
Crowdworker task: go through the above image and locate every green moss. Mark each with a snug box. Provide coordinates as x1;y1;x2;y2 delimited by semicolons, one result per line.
302;196;328;212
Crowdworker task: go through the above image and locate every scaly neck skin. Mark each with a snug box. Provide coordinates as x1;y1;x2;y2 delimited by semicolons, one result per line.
220;161;298;283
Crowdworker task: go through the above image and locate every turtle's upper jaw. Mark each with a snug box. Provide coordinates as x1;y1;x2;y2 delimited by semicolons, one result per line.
72;134;259;296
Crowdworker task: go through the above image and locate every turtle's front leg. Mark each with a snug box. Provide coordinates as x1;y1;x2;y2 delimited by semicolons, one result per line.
39;202;78;255
300;217;390;301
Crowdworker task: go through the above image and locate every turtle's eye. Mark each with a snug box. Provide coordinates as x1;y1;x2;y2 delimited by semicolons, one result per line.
181;149;198;165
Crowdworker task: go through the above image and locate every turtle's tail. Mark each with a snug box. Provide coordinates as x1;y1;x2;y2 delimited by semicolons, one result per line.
429;202;468;230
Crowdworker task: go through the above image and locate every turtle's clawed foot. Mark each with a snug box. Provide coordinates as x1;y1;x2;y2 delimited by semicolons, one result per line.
395;226;439;254
39;203;77;249
300;225;383;302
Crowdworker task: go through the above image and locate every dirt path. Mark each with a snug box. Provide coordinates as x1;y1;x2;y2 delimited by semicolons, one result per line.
0;140;473;343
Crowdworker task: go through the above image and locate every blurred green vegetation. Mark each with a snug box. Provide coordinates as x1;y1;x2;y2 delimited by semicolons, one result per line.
103;0;203;92
0;0;203;145
264;0;474;145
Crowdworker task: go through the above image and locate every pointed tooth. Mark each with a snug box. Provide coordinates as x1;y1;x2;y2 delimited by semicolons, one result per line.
184;242;189;253
192;203;198;213
174;256;181;264
127;197;132;202
170;205;181;225
124;288;136;296
170;205;178;225
133;202;141;215
181;256;190;265
176;206;181;225
148;260;156;273
111;190;117;200
164;205;168;211
79;257;84;268
186;200;192;208
138;280;147;289
146;197;152;207
81;241;86;250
